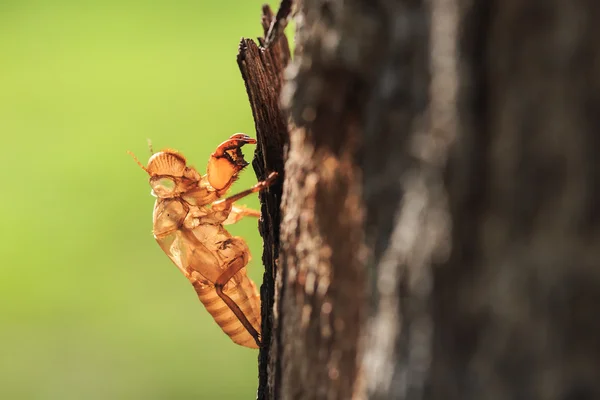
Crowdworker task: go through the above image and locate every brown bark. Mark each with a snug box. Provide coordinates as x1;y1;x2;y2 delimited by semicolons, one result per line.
239;0;600;399
275;0;441;398
434;1;600;399
237;5;290;399
237;5;291;399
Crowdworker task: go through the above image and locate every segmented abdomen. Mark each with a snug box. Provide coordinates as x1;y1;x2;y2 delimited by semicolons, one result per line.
193;275;261;348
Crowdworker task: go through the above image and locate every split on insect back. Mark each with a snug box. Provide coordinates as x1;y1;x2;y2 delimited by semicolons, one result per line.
129;133;278;348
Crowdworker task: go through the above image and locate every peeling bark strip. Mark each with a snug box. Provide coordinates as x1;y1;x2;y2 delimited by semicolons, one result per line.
265;0;294;47
236;5;290;400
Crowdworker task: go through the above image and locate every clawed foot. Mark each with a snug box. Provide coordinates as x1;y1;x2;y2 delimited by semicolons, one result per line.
258;171;279;190
211;171;279;212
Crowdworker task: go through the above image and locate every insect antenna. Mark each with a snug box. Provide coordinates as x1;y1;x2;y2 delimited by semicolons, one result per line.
147;138;154;155
127;150;148;172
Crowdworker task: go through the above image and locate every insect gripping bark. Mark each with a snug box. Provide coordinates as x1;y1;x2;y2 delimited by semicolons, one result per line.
130;134;277;348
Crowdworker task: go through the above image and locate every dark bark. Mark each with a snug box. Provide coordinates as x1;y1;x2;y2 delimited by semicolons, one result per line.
237;5;290;400
239;0;600;399
433;1;600;399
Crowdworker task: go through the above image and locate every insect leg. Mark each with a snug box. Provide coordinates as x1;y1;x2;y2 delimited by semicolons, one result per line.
222;204;261;225
214;257;261;347
211;171;278;212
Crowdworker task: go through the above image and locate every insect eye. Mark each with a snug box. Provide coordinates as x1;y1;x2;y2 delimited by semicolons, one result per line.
158;178;175;190
150;177;177;197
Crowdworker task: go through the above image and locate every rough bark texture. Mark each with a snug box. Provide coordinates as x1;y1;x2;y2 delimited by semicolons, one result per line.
433;1;600;399
277;0;448;398
239;0;600;399
237;5;290;400
277;0;376;399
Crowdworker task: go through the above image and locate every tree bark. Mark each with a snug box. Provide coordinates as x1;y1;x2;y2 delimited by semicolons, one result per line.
433;1;600;399
239;1;600;399
237;5;291;399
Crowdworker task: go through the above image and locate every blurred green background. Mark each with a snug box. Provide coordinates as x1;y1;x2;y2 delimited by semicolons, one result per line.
0;1;276;398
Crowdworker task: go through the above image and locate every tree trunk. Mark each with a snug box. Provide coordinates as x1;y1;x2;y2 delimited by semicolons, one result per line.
239;1;600;399
237;6;291;399
434;1;600;399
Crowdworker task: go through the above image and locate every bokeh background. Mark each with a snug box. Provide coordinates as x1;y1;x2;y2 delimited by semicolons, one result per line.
0;1;277;398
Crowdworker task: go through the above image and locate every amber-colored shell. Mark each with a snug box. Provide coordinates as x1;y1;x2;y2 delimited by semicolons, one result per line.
193;277;261;348
133;134;276;349
146;150;187;177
